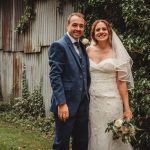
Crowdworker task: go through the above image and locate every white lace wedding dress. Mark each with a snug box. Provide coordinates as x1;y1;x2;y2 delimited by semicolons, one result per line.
88;58;133;150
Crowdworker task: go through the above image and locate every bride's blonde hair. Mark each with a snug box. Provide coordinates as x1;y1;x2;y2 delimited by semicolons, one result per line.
91;20;112;46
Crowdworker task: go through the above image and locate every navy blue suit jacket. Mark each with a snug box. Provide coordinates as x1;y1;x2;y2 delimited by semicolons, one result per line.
48;34;91;117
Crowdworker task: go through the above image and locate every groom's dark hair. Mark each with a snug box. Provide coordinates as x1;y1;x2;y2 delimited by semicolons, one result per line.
67;12;85;25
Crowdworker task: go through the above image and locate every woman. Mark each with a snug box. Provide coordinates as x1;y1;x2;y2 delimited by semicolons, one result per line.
87;20;134;150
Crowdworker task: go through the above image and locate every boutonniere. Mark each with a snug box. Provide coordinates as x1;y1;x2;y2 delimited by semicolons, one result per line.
81;38;90;47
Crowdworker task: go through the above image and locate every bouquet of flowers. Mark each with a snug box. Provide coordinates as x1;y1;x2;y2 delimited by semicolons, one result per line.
105;118;139;143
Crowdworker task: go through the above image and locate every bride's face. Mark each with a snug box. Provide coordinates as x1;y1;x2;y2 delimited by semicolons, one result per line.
94;22;109;42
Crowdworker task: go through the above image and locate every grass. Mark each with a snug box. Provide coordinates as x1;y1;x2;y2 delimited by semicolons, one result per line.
0;123;53;150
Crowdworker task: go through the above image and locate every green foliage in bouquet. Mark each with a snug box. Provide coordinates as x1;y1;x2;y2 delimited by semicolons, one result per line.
105;119;140;144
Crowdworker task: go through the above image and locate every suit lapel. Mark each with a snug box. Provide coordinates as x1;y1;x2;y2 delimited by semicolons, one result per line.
64;34;82;68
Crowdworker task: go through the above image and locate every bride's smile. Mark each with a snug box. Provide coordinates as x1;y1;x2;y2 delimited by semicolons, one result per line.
95;22;109;42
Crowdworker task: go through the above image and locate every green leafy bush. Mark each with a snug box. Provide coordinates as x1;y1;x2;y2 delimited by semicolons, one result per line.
0;103;12;112
0;111;54;138
0;64;54;138
13;65;45;118
129;68;150;150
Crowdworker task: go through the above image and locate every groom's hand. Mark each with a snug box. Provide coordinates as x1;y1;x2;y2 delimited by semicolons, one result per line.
58;103;69;122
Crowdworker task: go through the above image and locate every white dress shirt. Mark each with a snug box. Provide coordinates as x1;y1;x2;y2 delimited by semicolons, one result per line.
67;32;80;55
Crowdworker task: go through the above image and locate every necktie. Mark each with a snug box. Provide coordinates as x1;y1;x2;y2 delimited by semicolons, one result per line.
74;42;82;56
74;42;82;63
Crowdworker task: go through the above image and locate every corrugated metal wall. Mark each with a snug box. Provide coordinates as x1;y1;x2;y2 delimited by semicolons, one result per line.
0;0;75;116
0;0;2;50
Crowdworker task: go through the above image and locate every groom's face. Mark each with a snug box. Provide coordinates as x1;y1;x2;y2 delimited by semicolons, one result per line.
67;15;85;40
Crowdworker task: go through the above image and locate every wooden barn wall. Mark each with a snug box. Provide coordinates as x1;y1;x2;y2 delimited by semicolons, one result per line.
0;0;75;116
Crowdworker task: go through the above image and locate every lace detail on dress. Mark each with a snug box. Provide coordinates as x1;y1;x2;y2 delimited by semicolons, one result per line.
88;58;133;150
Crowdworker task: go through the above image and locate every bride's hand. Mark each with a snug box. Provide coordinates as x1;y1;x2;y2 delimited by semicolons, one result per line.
123;109;133;121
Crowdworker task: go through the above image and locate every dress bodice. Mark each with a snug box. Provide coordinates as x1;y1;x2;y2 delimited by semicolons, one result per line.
90;58;117;80
89;58;120;97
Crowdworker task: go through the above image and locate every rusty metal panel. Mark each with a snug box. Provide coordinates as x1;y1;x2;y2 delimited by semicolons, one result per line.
0;0;75;115
23;0;57;53
13;0;24;52
23;0;75;53
56;1;75;39
0;47;51;115
40;47;52;116
22;47;51;115
0;0;24;52
0;52;14;101
0;52;23;100
2;0;13;51
0;0;2;50
0;0;75;53
0;51;23;101
35;0;57;47
20;47;51;116
12;53;22;97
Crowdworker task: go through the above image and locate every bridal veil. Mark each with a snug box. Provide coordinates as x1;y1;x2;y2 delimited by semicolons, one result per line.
112;30;134;89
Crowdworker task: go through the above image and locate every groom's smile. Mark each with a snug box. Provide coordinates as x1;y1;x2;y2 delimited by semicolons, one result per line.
67;15;85;40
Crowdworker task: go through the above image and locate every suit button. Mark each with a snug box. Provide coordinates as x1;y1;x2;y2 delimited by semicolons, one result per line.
80;75;82;78
79;88;82;91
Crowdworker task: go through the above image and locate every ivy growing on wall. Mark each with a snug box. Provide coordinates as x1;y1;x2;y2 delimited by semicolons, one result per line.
15;0;35;34
15;0;75;34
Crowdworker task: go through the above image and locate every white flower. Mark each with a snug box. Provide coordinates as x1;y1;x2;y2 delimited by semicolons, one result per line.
114;119;123;128
82;38;90;46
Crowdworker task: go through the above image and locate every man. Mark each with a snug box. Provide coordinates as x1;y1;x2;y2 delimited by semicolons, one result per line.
48;12;91;150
